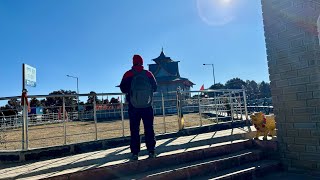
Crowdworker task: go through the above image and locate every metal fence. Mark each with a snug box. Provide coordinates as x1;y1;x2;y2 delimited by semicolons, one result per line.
0;89;250;151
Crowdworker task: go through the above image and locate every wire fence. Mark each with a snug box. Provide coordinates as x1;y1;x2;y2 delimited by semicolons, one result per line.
0;89;258;151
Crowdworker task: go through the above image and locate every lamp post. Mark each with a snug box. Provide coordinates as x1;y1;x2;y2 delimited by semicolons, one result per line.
203;63;216;85
66;75;80;120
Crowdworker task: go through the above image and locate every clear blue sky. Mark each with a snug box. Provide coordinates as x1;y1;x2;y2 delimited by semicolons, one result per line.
0;0;268;97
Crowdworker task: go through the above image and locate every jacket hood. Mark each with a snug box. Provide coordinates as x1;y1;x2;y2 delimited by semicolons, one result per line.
132;65;144;72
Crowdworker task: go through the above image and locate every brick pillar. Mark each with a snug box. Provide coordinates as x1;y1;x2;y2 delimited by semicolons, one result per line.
261;0;320;172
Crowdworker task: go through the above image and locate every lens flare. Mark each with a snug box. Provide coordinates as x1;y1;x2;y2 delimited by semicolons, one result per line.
197;0;235;26
221;0;232;5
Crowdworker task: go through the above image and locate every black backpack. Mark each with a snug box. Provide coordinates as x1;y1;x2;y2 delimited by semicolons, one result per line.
130;69;153;108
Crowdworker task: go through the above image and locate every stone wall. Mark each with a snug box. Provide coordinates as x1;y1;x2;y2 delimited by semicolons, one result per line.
261;0;320;172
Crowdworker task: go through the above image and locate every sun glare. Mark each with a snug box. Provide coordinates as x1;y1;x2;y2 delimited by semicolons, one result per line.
197;0;235;26
221;0;232;5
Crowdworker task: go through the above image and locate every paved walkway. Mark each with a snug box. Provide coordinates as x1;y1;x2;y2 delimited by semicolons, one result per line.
0;127;253;180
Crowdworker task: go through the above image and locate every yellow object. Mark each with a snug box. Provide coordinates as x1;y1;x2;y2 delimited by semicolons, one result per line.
250;112;276;140
179;116;185;130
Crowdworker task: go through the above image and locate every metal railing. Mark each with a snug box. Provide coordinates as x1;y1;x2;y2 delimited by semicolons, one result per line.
178;89;249;129
0;89;251;151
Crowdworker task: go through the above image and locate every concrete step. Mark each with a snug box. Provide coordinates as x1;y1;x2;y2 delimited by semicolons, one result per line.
0;121;251;164
0;128;264;180
44;140;258;180
196;160;281;180
129;149;264;180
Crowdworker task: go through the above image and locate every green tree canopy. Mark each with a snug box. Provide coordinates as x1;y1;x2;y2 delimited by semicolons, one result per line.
110;97;120;104
209;83;225;90
44;90;77;112
258;81;271;98
30;97;41;107
225;78;246;89
205;78;271;101
207;83;225;97
86;91;100;104
245;80;259;100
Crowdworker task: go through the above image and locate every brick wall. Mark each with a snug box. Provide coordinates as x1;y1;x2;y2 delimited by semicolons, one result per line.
261;0;320;172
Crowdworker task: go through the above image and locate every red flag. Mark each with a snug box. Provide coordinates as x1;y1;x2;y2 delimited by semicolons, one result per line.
200;84;204;91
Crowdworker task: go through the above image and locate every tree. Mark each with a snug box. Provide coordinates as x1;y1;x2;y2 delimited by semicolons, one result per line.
7;98;20;110
0;105;18;116
0;98;20;116
86;91;101;111
86;91;99;104
207;83;225;97
45;90;77;112
110;97;120;104
225;78;246;89
245;80;259;100
30;98;41;107
40;99;46;106
209;83;224;90
103;99;109;104
259;81;271;99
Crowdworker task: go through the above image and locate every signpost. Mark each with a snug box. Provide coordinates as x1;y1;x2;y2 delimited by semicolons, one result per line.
22;63;36;150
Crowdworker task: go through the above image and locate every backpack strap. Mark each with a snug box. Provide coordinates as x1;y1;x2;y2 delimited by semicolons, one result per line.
131;69;146;76
131;68;137;75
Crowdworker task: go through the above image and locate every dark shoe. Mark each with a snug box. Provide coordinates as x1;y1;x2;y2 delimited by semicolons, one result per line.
148;151;157;159
130;154;138;161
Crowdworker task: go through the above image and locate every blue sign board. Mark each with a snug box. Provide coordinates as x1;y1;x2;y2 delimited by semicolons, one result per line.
30;107;43;115
24;64;36;87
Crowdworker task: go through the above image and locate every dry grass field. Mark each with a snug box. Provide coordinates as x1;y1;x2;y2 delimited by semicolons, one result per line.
0;113;216;150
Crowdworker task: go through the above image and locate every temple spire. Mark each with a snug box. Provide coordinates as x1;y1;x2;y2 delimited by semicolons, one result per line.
152;47;173;63
159;47;165;58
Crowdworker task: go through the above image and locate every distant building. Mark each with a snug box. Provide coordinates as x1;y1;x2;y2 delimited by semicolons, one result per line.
148;50;195;103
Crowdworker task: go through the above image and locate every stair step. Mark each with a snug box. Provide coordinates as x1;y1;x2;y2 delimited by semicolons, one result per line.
197;160;281;180
0;130;252;180
126;149;264;180
44;140;255;180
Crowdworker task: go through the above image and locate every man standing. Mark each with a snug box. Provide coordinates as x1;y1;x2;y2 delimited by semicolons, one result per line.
120;54;157;160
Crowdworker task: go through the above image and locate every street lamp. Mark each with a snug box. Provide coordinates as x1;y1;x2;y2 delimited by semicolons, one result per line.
66;75;80;120
203;63;216;85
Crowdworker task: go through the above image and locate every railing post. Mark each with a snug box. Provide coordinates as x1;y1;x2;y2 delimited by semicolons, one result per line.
200;94;203;127
177;87;184;130
22;104;24;150
198;92;202;125
242;90;251;132
161;92;166;133
238;92;243;120
214;92;219;124
235;92;238;120
243;90;249;120
22;103;28;150
176;89;180;130
120;94;125;137
63;97;67;145
229;92;234;123
93;95;98;141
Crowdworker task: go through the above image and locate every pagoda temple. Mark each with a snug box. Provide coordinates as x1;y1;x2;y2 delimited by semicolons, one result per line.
148;50;195;98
